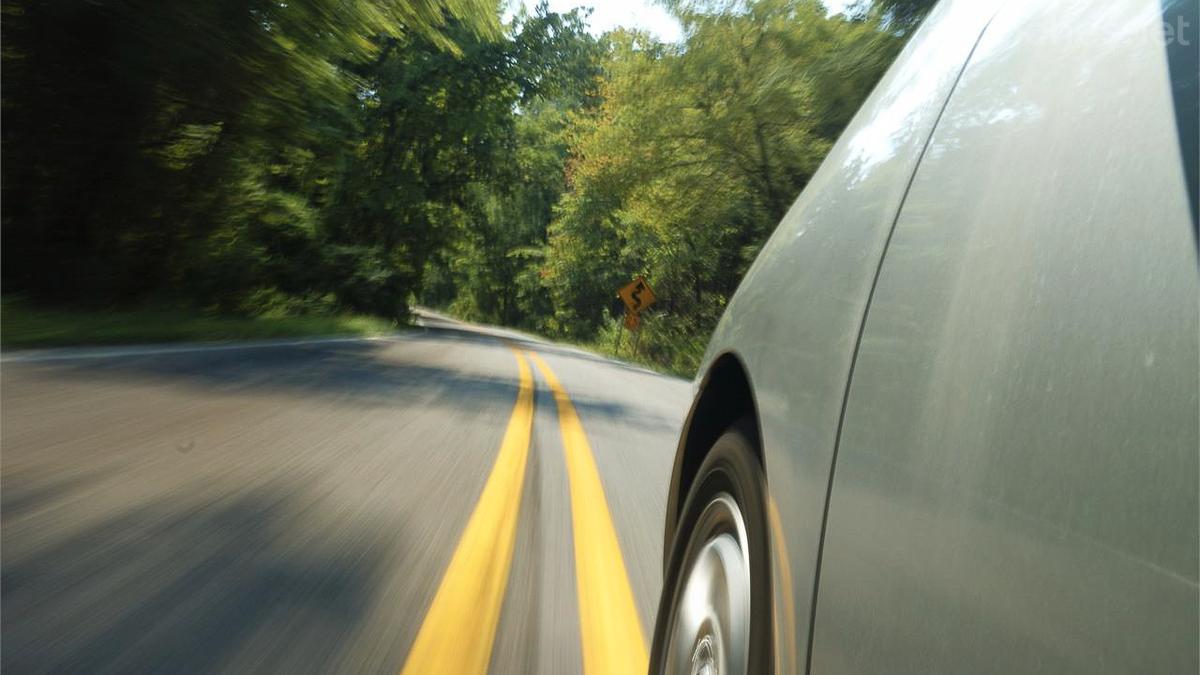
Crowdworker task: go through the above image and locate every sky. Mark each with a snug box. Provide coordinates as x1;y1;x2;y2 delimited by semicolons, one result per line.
507;0;852;43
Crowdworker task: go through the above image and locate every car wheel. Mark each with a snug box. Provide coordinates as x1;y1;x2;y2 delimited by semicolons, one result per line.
650;418;771;675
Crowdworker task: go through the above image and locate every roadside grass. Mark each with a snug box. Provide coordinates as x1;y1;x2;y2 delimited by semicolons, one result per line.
571;335;678;375
429;305;700;379
1;299;402;350
574;322;704;379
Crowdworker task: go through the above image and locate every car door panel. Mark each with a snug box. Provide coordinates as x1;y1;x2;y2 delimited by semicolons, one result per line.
810;0;1199;672
691;0;1002;670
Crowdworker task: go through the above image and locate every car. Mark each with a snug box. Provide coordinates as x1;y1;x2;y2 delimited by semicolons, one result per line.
648;0;1199;672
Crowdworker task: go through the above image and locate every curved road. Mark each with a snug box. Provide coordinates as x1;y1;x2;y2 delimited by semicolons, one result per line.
1;310;691;674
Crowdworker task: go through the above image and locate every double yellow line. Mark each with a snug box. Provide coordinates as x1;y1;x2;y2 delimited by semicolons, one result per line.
400;348;647;675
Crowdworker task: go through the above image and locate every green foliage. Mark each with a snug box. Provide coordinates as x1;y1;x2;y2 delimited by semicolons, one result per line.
585;311;715;378
538;1;907;373
421;7;604;330
1;0;498;313
2;0;920;371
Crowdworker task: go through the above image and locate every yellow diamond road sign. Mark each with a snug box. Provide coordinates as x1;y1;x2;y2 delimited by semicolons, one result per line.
618;277;656;313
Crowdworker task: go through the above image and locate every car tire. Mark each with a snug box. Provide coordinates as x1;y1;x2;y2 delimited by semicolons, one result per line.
649;417;772;674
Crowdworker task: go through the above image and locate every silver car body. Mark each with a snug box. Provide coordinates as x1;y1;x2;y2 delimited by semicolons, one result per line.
665;0;1199;672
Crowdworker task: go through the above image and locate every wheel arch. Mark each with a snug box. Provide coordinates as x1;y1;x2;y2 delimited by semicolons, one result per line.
663;350;763;571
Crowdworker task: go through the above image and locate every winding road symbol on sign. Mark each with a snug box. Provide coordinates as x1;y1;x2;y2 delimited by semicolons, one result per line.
618;277;656;313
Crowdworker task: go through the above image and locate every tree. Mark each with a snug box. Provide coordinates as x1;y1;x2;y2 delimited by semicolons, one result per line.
1;0;498;309
423;6;604;329
2;0;920;375
542;0;904;369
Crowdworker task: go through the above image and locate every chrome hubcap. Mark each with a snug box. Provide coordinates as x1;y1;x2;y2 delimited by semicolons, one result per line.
664;493;751;675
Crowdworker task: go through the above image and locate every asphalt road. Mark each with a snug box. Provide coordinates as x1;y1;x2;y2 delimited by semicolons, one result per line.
1;310;692;674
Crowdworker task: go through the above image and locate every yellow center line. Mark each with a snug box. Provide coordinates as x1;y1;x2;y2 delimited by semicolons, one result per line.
400;347;535;675
528;352;648;675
